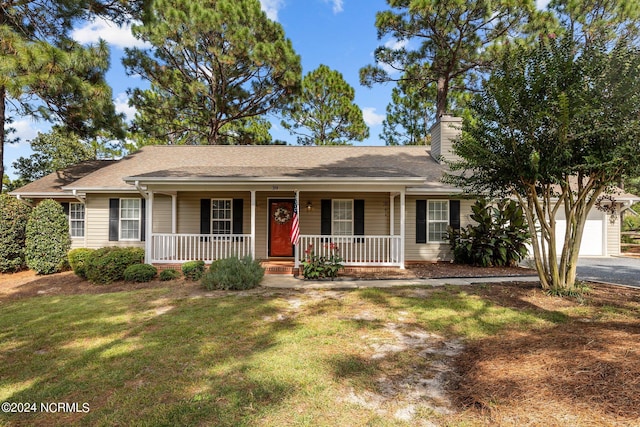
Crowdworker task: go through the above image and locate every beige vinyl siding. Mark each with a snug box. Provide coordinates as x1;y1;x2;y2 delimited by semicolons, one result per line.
84;194;144;249
152;194;172;234
404;196;474;261
175;192;251;235
606;210;621;256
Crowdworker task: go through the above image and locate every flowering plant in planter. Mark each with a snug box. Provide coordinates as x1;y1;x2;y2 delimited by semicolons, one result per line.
301;243;344;280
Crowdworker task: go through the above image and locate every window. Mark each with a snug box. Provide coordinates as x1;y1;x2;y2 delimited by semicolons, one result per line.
69;203;85;238
428;200;449;242
332;199;353;236
120;198;141;240
211;199;232;234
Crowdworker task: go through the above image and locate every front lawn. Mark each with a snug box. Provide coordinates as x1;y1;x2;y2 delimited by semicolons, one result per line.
0;274;638;426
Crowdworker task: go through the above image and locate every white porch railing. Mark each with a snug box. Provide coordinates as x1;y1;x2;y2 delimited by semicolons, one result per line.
298;235;402;267
151;233;252;263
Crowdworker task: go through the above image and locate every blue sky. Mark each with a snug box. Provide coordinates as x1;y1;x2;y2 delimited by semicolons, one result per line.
4;0;551;178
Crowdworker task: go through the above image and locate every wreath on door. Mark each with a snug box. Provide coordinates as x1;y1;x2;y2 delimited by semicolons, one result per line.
273;207;291;224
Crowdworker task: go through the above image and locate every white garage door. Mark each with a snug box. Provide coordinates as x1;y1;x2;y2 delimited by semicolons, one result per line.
555;209;605;256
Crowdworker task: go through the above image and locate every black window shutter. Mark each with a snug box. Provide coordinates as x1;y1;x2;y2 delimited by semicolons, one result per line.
416;200;427;244
354;200;365;235
109;198;119;241
321;199;332;235
141;199;146;241
449;200;461;231
232;199;243;234
61;202;70;217
200;199;211;234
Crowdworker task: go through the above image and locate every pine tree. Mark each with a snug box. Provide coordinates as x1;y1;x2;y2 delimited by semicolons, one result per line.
0;0;134;187
281;64;369;145
124;0;301;145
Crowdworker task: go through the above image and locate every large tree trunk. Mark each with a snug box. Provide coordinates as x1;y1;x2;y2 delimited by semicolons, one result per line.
436;76;448;119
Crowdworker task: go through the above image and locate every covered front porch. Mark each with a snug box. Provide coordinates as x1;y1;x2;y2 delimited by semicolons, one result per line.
143;188;408;270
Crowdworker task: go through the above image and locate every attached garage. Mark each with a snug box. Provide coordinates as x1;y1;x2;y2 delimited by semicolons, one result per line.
555;208;605;256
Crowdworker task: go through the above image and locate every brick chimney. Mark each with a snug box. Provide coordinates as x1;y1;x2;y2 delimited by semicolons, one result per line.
430;115;462;164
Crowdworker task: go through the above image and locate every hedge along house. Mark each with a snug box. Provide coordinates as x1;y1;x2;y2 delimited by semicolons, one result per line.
10;116;639;273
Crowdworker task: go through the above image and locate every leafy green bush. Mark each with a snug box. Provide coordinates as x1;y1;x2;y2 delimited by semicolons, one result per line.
25;199;71;274
0;194;31;273
124;264;157;282
447;198;530;267
301;243;343;280
182;260;205;281
85;247;145;284
159;268;180;281
201;256;264;290
68;248;95;279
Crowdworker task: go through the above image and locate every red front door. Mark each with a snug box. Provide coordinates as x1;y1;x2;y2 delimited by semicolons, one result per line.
269;200;294;257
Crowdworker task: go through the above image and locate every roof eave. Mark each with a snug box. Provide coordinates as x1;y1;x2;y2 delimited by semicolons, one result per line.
123;176;427;185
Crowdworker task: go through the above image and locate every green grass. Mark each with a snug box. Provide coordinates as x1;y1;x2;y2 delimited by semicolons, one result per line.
0;283;563;426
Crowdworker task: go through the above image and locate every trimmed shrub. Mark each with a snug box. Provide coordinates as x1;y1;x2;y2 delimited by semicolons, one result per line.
0;194;31;273
124;264;157;282
85;247;145;284
159;268;180;281
25;199;71;274
68;248;95;279
201;256;264;290
182;260;205;281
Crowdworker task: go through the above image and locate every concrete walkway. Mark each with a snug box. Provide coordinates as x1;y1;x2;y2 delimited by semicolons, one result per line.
261;274;541;289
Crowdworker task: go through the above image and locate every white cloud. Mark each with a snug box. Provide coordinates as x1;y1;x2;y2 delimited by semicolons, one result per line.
260;0;286;21
323;0;344;14
362;107;385;127
385;38;408;51
536;0;551;10
9;119;43;145
71;17;149;49
114;92;136;122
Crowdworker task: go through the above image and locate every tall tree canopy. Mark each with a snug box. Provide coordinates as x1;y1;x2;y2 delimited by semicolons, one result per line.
281;64;369;146
12;127;122;183
381;85;432;145
360;0;545;119
1;0;133;189
447;35;640;292
124;0;301;145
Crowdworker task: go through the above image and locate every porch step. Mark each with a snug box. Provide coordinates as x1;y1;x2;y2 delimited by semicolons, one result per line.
261;261;298;275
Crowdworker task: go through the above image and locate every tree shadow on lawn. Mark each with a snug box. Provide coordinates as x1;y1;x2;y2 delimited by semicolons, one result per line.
0;291;304;426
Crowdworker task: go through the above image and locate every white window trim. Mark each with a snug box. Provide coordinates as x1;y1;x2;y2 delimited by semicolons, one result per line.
427;200;449;243
69;202;85;239
211;198;233;235
119;198;141;241
332;199;353;236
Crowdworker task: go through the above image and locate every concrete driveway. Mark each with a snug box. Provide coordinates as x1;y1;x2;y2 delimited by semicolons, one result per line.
577;257;640;288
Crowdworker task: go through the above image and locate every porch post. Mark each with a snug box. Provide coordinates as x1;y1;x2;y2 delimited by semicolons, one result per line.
250;190;256;260
294;190;300;269
399;189;405;269
171;194;177;234
389;194;395;236
145;190;154;264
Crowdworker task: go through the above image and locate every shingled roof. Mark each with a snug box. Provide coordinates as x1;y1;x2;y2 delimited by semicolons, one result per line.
9;160;116;196
60;145;449;190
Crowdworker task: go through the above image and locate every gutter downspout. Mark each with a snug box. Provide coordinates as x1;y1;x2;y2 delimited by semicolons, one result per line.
15;195;34;207
134;181;152;264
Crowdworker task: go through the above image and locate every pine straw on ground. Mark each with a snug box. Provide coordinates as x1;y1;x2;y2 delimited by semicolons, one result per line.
448;282;640;426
